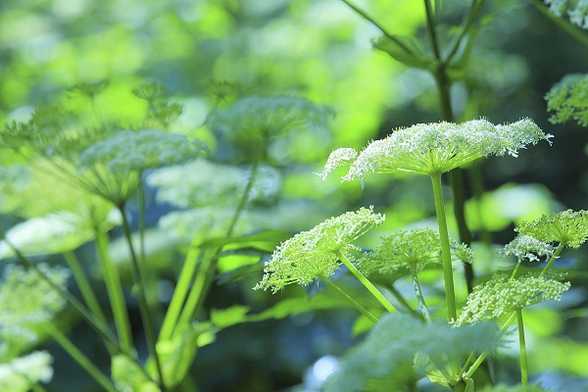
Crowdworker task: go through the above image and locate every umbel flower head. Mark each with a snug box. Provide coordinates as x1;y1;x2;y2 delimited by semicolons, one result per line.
545;1;588;29
207;95;332;162
0;264;69;358
456;274;570;325
516;209;588;248
355;228;472;277
545;73;588;126
320;119;551;181
503;235;555;263
254;207;384;293
0;351;53;392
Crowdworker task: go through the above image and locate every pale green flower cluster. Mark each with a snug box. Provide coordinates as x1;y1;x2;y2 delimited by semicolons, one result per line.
254;207;384;292
0;351;53;392
355;228;472;277
456;275;570;325
148;159;280;208
0;264;69;357
207;96;332;161
516;209;588;248
79;130;207;174
503;235;555;262
545;0;588;29
546;73;588;126
320;119;551;181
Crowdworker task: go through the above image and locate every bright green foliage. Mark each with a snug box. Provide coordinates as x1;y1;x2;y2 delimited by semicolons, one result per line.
456;275;570;325
79;130;206;175
0;351;53;392
516;209;588;248
320;119;551;181
148;159;280;208
503;235;555;262
355;228;472;277
0;264;69;358
545;1;588;29
254;207;384;293
545;73;588;126
133;82;183;128
206;96;332;162
324;313;502;392
111;355;159;392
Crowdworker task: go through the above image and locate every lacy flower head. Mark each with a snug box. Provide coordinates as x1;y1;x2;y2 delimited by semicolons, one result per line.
503;235;555;263
516;209;588;248
456;274;570;325
77;129;207;203
207;96;332;162
355;228;472;277
254;207;385;293
320;119;551;181
546;73;588;126
545;1;588;29
0;351;53;392
0;264;69;357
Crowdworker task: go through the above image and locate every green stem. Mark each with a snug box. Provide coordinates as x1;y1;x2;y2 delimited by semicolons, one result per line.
412;274;431;322
64;251;109;330
531;0;588;48
46;326;118;392
138;176;147;273
337;251;396;313
540;243;564;277
6;241;120;350
94;227;133;352
159;244;201;341
118;205;166;391
424;0;442;60
175;162;259;332
325;280;379;322
468;164;492;246
430;173;458;321
389;284;421;318
510;260;523;279
517;310;529;384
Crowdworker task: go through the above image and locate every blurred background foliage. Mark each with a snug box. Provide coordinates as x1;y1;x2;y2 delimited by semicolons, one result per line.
1;0;588;391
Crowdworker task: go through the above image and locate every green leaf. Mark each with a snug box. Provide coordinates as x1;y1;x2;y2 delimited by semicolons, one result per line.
210;305;250;328
372;35;433;70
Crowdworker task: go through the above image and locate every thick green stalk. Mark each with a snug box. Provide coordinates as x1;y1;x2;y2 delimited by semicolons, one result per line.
64;251;109;329
47;326;118;392
174;162;259;332
159;244;201;341
430;172;458;321
94;227;133;352
337;251;396;313
517;310;529;384
118;205;166;391
325;279;378;322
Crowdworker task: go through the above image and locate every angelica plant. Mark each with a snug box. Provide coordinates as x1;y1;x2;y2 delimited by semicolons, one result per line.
321;118;551;321
255;207;397;312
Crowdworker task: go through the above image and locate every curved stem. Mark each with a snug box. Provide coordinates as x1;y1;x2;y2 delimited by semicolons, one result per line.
337;251;396;313
412;274;431;322
174;162;259;331
430;173;458;321
325;279;379;322
94;227;133;352
159;244;201;341
118;205;166;391
517;310;529;384
63;251;109;330
47;326;117;392
540;243;564;277
47;326;118;392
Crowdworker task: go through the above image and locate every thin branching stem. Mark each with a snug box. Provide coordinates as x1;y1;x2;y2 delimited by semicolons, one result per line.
338;0;415;56
325;279;379;322
118;205;166;391
47;326;118;392
412;274;432;322
444;0;486;65
388;284;422;320
337;251;396;313
530;0;588;48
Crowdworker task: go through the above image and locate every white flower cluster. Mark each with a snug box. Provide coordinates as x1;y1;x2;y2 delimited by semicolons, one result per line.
503;235;555;262
255;207;384;292
0;351;53;392
516;209;588;248
320;119;551;181
546;0;588;29
456;274;570;325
